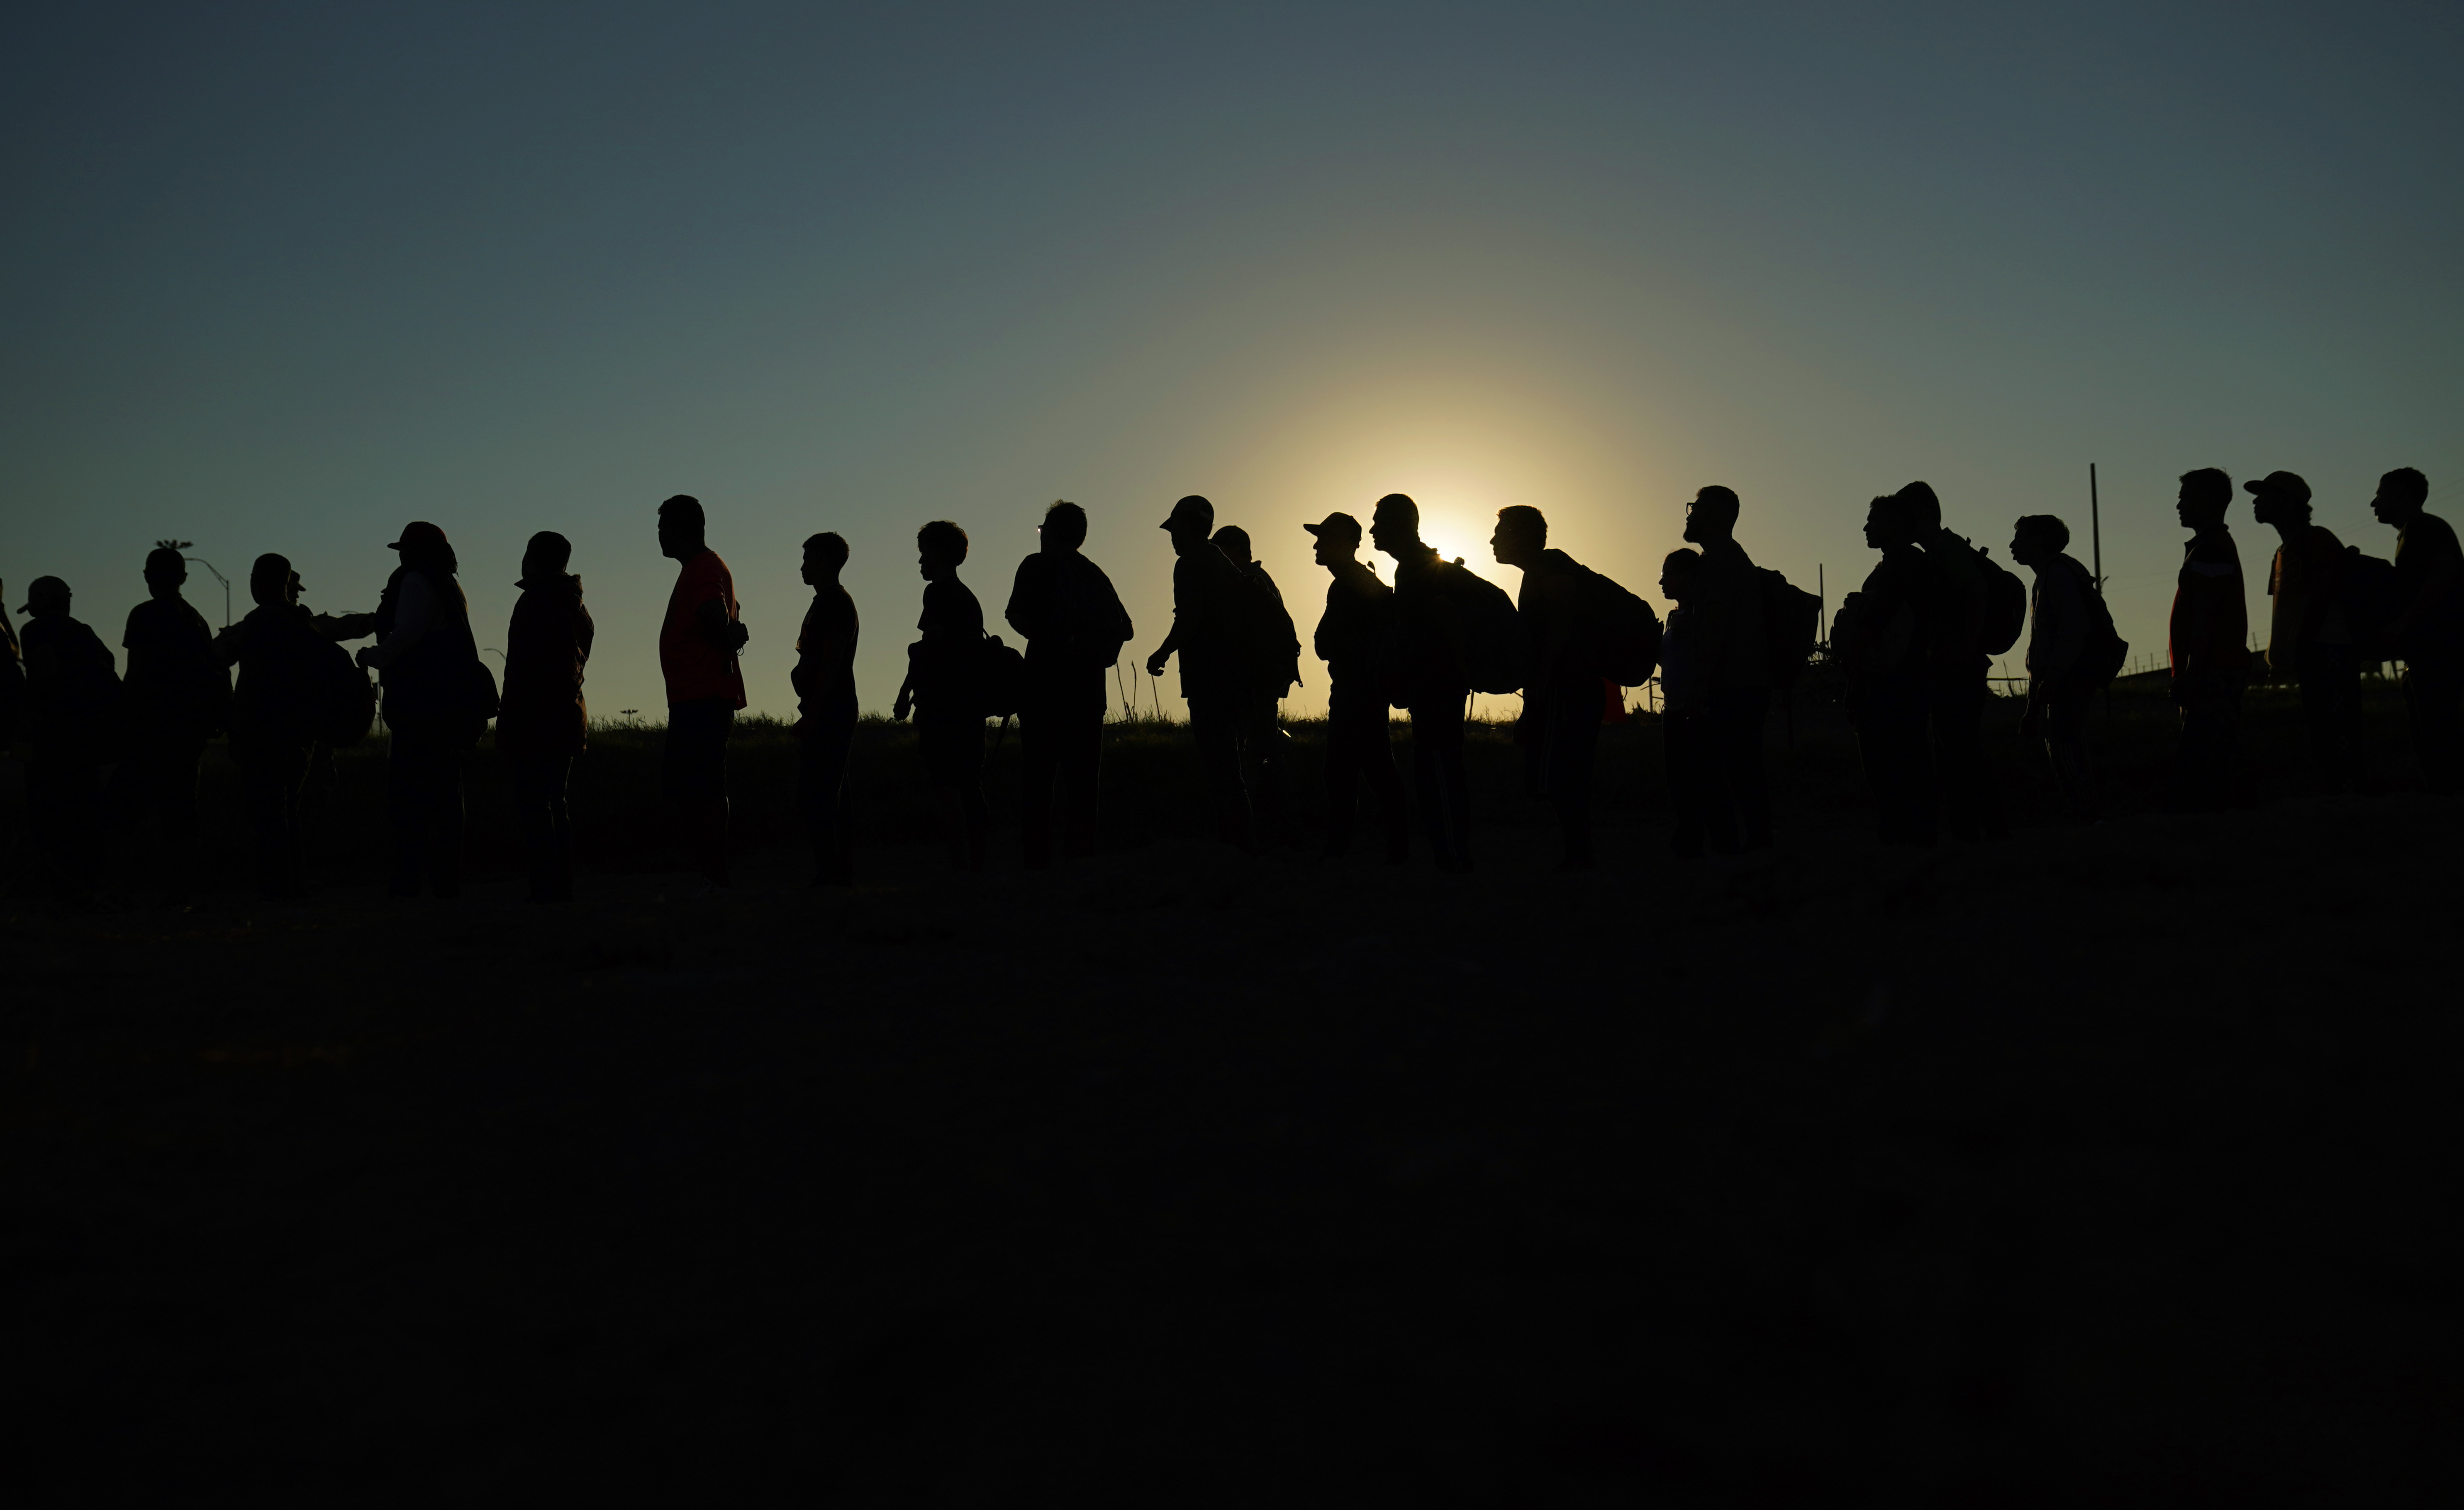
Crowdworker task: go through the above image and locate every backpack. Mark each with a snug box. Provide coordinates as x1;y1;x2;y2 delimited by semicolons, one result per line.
1433;558;1531;695
1968;543;2028;656
1757;569;1822;686
312;638;377;746
2342;546;2400;658
2069;560;2130;689
974;633;1026;721
1573;565;1663;686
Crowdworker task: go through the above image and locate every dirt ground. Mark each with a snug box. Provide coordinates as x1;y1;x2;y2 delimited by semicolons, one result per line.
5;699;2459;1503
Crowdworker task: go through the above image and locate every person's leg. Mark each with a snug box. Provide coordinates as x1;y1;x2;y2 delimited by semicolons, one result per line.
512;753;555;901
2405;655;2464;793
958;722;989;870
1238;695;1289;845
1365;706;1409;862
1189;698;1249;848
666;700;734;885
1666;711;1706;858
2045;679;2095;823
1711;687;1773;852
1019;703;1058;869
2296;647;2362;793
1546;684;1602;867
268;740;310;896
1060;709;1102;859
386;726;429;897
542;753;574;899
1411;698;1470;870
1323;695;1366;856
425;734;469;898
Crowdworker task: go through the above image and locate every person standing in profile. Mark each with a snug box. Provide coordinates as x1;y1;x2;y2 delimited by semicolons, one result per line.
1834;493;1937;846
497;531;593;903
1006;501;1131;869
1657;548;1719;857
2369;467;2463;792
2164;468;2250;813
655;494;749;887
119;546;230;901
1147;494;1256;848
795;531;860;886
1306;511;1408;862
2010;515;2103;824
1208;524;1300;845
17;576;120;904
1899;481;2004;842
2248;471;2363;793
1490;504;1603;869
358;521;491;899
1680;485;1777;854
0;581;23;755
1371;492;1475;871
895;520;989;871
217;555;323;899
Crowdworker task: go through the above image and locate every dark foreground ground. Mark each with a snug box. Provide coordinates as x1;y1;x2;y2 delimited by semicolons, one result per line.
5;683;2459;1504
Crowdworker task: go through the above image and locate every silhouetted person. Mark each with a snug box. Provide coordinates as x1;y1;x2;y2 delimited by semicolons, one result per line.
656;494;749;886
358;521;490;899
119;546;230;900
1210;524;1300;844
1679;485;1777;854
796;531;860;885
1902;482;2004;840
1306;511;1408;861
2165;468;2250;813
2011;515;2101;823
896;520;989;870
497;531;593;902
17;576;120;902
217;555;322;899
1658;549;1721;858
0;582;22;754
1007;501;1132;868
2250;471;2362;793
1147;495;1256;848
1492;505;1603;868
2370;467;2462;792
1372;492;1475;871
1835;494;1938;846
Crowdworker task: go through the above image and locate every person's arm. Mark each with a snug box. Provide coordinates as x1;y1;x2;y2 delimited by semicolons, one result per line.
314;611;377;641
1146;562;1189;677
359;574;439;670
695;594;748;653
575;602;595;668
1004;558;1039;643
2388;528;2463;644
2042;567;2087;677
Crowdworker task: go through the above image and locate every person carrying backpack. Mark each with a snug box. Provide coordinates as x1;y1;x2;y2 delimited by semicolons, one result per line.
1901;482;2010;842
1146;494;1259;849
359;521;494;899
1306;511;1409;863
1371;492;1478;872
2249;471;2364;794
119;545;230;900
1491;504;1607;869
17;575;120;903
894;519;990;871
498;530;594;902
2369;467;2463;792
2011;515;2121;824
1833;494;1939;847
217;555;325;899
2165;468;2251;813
1680;486;1778;855
1209;524;1299;846
1007;501;1133;869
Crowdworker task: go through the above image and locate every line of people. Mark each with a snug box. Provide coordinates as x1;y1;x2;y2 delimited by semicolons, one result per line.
2;468;2455;906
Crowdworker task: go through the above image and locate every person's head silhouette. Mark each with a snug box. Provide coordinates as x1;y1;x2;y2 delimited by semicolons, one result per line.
1660;548;1702;604
2243;471;2313;530
1041;500;1088;555
2008;515;2069;571
1863;494;1920;552
144;546;187;600
2369;467;2429;529
388;521;456;575
2176;468;2232;532
522;531;572;585
916;519;968;582
21;576;71;619
1211;525;1253;566
657;495;707;561
1303;512;1363;571
1369;493;1422;560
1683;487;1740;546
249;554;297;609
1160;495;1214;556
1490;505;1546;569
802;531;849;587
1892;481;1942;534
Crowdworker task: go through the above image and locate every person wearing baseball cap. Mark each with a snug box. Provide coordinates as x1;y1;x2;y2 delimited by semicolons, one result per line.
15;575;121;904
1145;494;1257;847
2246;470;2364;791
1306;510;1408;861
359;519;493;897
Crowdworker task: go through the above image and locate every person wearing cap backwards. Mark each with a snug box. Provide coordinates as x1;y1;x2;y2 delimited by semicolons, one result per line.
1209;523;1301;844
1369;492;1476;871
2249;470;2364;792
497;531;594;902
2369;467;2464;792
1306;511;1409;862
1145;494;1259;847
219;554;326;898
654;494;749;886
2164;468;2250;812
15;575;121;903
358;521;492;898
1005;501;1132;869
118;546;231;901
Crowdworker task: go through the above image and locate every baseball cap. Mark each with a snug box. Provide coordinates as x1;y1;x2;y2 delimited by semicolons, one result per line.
2242;470;2311;503
1302;511;1362;543
388;521;452;554
1160;494;1214;531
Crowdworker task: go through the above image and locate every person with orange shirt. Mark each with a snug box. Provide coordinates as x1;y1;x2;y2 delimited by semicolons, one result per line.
656;494;748;886
2165;468;2250;812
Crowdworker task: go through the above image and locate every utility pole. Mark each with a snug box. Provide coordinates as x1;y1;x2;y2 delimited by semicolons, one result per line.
2089;463;2103;597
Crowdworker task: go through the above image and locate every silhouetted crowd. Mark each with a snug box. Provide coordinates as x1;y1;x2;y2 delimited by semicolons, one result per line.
2;469;2456;906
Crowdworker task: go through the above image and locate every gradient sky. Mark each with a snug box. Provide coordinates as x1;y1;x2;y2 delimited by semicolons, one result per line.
7;2;2459;720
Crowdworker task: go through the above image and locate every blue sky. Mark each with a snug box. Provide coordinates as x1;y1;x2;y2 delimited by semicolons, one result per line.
6;1;2457;717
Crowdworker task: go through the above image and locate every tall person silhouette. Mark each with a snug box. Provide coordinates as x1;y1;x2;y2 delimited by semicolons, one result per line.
218;555;322;899
2166;469;2250;812
1679;486;1776;854
656;495;748;887
118;546;229;902
497;531;593;903
1491;505;1603;868
796;531;860;885
1007;502;1131;869
1901;482;2006;841
1305;511;1408;862
1835;495;1937;845
0;582;22;757
2249;471;2363;793
2010;515;2103;823
2369;468;2463;792
359;522;492;899
896;521;989;871
1208;524;1300;845
1147;495;1256;848
1371;494;1475;871
16;576;119;904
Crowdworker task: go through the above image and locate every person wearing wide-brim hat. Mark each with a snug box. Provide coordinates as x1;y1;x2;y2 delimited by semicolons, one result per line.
358;520;494;899
2246;470;2364;793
